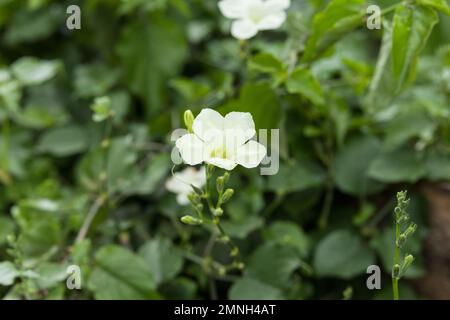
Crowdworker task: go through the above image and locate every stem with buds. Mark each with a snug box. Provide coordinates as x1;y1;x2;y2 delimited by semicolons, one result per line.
392;191;417;300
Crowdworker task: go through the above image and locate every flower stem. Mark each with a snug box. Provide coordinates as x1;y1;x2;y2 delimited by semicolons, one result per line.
393;217;400;300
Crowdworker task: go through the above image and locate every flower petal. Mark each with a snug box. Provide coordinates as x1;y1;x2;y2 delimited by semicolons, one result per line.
175;134;205;165
235;140;267;168
218;0;247;19
176;193;190;206
206;157;237;171
257;11;287;30
192;108;224;142
224;112;256;142
231;19;259;40
264;0;291;11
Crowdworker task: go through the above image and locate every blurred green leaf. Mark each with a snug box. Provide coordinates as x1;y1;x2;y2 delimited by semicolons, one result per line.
264;221;310;258
117;14;187;115
392;5;438;91
89;245;157;300
286;67;325;105
333;135;385;196
38;126;89;157
11;57;61;86
138;237;183;285
368;148;426;183
0;261;19;286
229;277;284;300
246;243;301;288
313;229;375;278
302;0;365;62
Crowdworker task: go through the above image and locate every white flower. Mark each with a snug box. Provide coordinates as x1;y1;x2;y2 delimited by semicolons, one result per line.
165;167;206;205
175;108;267;171
218;0;290;40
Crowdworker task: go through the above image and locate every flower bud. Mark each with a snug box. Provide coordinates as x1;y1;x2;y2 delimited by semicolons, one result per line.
400;254;414;275
223;172;230;183
187;192;200;205
184;110;194;133
213;208;223;217
216;176;225;193
221;189;234;203
180;215;202;225
396;234;406;248
392;264;400;279
230;247;239;257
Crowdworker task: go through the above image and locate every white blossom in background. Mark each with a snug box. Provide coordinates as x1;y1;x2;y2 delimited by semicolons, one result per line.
165;167;206;205
218;0;291;40
175;108;267;171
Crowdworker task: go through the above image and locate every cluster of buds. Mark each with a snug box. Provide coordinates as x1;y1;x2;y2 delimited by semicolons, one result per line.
392;191;416;280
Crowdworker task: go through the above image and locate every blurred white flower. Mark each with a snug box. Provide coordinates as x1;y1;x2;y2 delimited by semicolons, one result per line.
165;167;206;205
176;108;266;171
218;0;291;40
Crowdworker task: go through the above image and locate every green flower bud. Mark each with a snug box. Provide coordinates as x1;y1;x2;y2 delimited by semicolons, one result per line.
400;254;414;275
213;208;223;217
184;110;195;133
196;203;204;212
218;266;227;276
216;176;225;193
230;247;239;257
180;215;202;225
221;189;234;203
392;264;401;279
396;234;406;248
187;192;200;205
223;172;230;183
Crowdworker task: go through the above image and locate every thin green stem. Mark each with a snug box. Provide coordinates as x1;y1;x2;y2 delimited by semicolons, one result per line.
393;219;400;300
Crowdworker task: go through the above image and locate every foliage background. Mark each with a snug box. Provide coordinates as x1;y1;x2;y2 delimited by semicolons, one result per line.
0;0;450;299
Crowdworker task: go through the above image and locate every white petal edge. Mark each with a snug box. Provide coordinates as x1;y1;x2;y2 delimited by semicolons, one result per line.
264;0;291;11
257;11;287;30
235;140;267;168
231;19;259;40
192;108;224;142
176;193;190;206
218;0;247;19
175;134;205;165
206;157;238;171
224;112;256;147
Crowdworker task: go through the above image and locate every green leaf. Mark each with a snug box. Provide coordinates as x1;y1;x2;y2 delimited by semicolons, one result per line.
267;159;325;194
73;63;121;98
302;0;365;62
88;245;157;300
425;153;450;181
220;82;281;130
0;261;19;286
11;57;61;86
264;221;310;258
313;230;375;279
333;135;385;196
248;53;284;73
368;148;426;183
0;216;14;245
417;0;450;16
90;96;112;122
392;5;438;91
221;216;264;239
117;14;187;116
138;237;183;285
4;5;64;46
286;67;325;105
38;125;89;157
229;277;284;300
122;153;170;196
246;243;301;288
